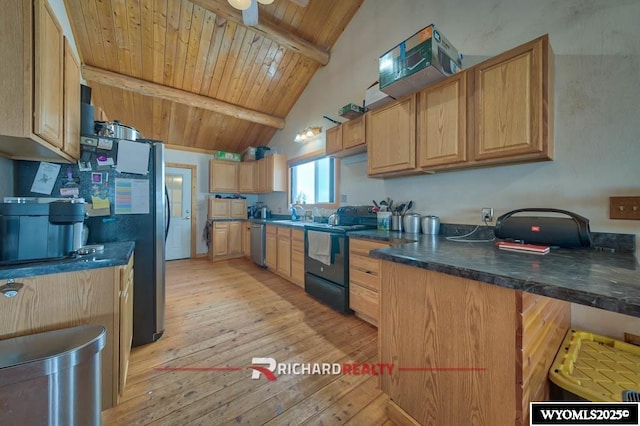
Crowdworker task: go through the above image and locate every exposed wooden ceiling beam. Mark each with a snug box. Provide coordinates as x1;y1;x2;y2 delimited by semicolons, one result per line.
83;65;286;129
190;0;330;66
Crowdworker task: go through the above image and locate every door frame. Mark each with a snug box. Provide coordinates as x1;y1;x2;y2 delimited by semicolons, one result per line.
166;162;197;259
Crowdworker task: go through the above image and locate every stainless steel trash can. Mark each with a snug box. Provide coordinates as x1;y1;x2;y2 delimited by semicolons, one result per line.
0;325;106;426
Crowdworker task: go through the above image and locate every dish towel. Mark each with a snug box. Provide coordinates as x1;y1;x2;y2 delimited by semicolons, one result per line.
307;231;332;266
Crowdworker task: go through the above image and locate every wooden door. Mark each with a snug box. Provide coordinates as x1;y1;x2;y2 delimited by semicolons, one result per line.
228;222;242;255
63;38;80;159
342;115;366;150
325;125;342;154
33;0;64;148
238;162;255;193
276;227;291;277
417;72;467;168
230;199;247;219
473;36;551;161
265;225;277;268
209;160;238;192
209;199;230;219
367;95;416;175
213;222;229;257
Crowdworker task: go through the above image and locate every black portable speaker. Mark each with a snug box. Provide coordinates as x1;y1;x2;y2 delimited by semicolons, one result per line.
494;208;592;248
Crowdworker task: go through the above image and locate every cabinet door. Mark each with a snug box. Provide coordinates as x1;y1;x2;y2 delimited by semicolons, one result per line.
254;159;266;193
213;222;229;257
228;221;242;255
265;225;277;268
277;235;291;277
417;72;467;168
242;222;251;257
63;38;81;159
230;200;247;219
238;162;255;193
209;199;230;219
270;154;288;192
34;0;64;148
209;160;238;192
473;36;550;161
325;125;343;154
342;115;366;150
367;95;416;175
290;229;304;287
118;257;134;399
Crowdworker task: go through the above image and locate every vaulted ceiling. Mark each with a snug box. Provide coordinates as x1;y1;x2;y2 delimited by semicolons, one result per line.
63;0;363;153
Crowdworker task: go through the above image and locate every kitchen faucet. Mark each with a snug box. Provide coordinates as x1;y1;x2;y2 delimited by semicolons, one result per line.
290;204;305;221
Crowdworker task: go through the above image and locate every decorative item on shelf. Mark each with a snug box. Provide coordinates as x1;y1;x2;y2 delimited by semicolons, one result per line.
294;127;322;143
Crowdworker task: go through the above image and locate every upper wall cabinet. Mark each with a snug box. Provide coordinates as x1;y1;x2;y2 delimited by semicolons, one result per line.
367;35;553;178
472;35;553;163
367;95;416;175
209;160;239;193
209;154;287;194
326;115;367;158
0;0;79;163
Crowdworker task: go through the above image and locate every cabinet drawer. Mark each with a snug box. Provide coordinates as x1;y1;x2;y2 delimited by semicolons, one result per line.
291;239;304;253
266;225;277;235
350;238;388;256
350;253;380;275
350;268;380;292
277;226;291;237
349;283;379;324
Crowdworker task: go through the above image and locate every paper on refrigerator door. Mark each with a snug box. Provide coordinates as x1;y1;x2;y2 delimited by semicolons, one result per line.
30;162;61;195
116;140;150;175
114;178;150;214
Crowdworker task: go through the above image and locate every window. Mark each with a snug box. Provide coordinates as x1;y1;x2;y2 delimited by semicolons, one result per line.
290;156;337;206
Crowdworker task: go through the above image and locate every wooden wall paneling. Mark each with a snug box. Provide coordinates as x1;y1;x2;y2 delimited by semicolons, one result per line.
126;0;144;78
152;0;168;84
244;42;283;111
163;0;181;86
62;0;91;64
172;0;194;88
218;27;253;103
214;25;250;102
206;21;237;98
189;7;215;93
140;0;154;81
181;1;204;91
111;0;132;76
93;0;120;71
198;15;227;96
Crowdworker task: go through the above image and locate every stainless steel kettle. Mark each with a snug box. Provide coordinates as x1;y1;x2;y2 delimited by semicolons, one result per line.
328;213;339;226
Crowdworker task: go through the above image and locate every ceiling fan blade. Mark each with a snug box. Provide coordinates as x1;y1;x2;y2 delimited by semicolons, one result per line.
242;0;259;26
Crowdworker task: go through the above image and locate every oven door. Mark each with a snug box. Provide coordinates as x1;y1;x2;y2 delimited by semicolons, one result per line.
304;229;348;286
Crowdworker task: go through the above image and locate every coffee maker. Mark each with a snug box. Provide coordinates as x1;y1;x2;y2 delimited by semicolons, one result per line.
0;198;86;263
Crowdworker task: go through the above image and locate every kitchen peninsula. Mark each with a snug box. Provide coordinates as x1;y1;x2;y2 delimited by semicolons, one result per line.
353;231;639;425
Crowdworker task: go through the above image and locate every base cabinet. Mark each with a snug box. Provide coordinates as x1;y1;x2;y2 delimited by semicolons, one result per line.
242;222;251;257
265;225;277;269
0;255;135;410
348;238;389;326
379;261;569;425
290;230;304;287
209;221;244;261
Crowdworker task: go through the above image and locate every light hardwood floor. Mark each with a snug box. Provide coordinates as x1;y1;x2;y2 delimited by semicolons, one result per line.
103;258;392;425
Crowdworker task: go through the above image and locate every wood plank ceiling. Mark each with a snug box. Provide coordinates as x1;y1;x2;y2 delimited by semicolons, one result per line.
63;0;363;153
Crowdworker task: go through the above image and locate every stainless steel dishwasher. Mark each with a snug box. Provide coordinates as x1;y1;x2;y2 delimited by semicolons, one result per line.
250;221;266;267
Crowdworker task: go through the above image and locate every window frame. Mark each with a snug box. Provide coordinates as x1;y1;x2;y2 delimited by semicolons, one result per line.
287;150;340;209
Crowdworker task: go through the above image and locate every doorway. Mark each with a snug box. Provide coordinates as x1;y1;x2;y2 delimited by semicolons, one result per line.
165;164;196;260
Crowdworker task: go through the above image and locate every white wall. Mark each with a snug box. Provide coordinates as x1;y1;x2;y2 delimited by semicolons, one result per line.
267;0;640;337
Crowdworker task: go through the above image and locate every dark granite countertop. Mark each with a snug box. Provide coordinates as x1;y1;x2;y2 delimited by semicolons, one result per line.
251;218;309;229
349;230;640;318
0;241;135;280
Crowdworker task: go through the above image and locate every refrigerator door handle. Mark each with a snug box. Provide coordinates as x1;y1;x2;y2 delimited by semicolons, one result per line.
164;185;170;241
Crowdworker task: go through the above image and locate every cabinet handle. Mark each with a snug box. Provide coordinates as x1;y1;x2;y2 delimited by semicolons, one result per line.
1;279;24;298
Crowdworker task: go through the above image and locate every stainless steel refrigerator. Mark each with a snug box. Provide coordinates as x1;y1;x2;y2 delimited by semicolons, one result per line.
15;140;168;347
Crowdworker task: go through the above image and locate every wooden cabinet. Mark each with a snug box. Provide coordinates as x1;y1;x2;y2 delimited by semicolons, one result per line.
63;39;81;160
209;221;243;261
325;125;343;155
417;72;467;169
118;255;134;401
348;238;388;326
0;255;136;410
290;229;304;288
265;225;277;269
379;262;569;426
326;115;367;158
242;222;251;258
253;154;287;193
0;0;78;162
238;162;256;193
472;35;552;163
367;95;416;175
209;160;238;193
276;227;291;277
208;198;246;219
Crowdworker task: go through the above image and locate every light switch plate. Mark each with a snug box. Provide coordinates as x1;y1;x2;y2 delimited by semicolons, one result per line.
609;196;640;220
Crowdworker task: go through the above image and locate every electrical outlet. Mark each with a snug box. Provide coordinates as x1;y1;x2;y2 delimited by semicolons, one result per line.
481;207;493;222
341;194;347;202
610;196;640;220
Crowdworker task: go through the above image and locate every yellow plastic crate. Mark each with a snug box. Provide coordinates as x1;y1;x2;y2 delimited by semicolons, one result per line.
549;329;640;402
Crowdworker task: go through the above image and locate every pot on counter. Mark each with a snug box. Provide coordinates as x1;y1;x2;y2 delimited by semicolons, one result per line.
94;120;141;140
403;213;422;234
422;215;440;235
328;213;340;226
